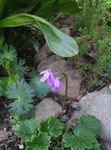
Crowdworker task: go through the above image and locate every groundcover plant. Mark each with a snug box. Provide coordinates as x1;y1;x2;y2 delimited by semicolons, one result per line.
0;0;110;150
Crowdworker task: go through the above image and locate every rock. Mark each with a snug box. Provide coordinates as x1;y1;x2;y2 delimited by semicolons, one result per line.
35;44;51;62
35;98;62;121
0;130;9;142
38;55;81;98
106;143;111;150
101;143;111;150
72;87;111;142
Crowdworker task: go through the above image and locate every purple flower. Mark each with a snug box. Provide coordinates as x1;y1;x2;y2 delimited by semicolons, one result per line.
40;69;52;82
40;69;62;93
47;72;55;87
51;78;62;93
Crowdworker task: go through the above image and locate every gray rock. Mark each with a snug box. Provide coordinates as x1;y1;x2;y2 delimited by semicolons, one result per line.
35;98;62;121
38;55;80;98
72;87;111;142
0;130;9;142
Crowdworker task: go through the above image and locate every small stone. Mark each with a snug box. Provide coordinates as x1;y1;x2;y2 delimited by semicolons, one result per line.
72;87;111;142
18;144;24;150
35;98;62;121
71;102;81;111
61;115;69;123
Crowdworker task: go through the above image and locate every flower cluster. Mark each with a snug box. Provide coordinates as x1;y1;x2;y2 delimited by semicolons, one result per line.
40;69;62;93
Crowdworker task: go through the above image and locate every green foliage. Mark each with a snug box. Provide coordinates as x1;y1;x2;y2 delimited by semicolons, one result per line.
63;115;101;150
0;13;78;57
16;119;37;142
0;44;16;71
6;79;34;116
13;59;29;77
26;133;51;150
78;115;101;135
14;115;101;150
30;76;50;98
48;117;64;137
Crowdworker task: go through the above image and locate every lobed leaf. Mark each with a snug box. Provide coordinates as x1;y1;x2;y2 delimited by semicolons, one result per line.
48;117;64;137
15;119;37;142
26;133;51;150
78;115;101;135
6;79;34;116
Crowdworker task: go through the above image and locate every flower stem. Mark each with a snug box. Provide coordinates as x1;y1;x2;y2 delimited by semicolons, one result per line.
62;73;68;110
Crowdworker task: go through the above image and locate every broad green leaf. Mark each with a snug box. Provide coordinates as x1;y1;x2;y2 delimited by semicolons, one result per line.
78;115;101;135
0;13;78;57
0;0;7;18
48;117;64;137
15;119;37;142
59;0;82;14
63;125;97;150
26;133;51;150
38;119;48;133
35;0;57;18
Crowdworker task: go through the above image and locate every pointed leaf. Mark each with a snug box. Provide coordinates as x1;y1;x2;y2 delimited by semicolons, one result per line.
0;13;78;57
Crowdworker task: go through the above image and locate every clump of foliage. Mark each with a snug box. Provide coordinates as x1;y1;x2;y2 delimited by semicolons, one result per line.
12;115;101;150
6;79;34;116
73;0;111;89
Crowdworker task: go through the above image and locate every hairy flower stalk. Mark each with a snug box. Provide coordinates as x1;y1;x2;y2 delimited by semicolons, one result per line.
40;69;62;93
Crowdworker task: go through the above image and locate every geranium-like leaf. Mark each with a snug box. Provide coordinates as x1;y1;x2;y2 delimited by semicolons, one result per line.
38;119;48;133
26;133;51;150
15;119;37;142
48;117;64;137
63;125;97;150
78;115;101;135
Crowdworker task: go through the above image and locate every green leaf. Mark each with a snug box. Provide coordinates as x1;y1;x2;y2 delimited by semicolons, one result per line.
26;133;51;150
48;117;64;137
59;0;82;14
30;76;50;98
78;115;101;135
38;119;48;133
15;119;37;142
0;13;78;57
0;0;7;18
6;79;34;116
63;125;96;150
13;59;29;77
35;0;57;18
0;44;17;70
53;146;65;150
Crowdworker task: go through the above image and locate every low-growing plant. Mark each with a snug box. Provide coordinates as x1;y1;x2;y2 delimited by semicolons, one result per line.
12;115;101;150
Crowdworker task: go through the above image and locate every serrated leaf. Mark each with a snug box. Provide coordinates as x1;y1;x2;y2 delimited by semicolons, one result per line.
0;13;78;57
15;119;37;142
63;124;97;150
38;119;48;133
26;133;51;150
48;117;64;137
6;79;34;116
78;115;101;135
30;76;50;98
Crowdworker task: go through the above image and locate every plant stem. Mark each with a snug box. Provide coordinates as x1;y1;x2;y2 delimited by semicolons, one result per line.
62;73;68;110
